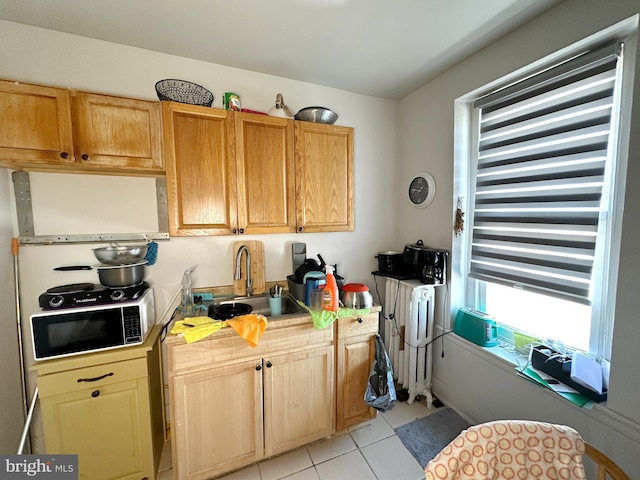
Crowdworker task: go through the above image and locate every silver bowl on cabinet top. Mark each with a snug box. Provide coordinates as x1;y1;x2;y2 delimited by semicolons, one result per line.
294;107;338;125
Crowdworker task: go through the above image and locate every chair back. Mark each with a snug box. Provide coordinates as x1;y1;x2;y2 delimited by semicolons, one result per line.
583;442;630;480
424;421;631;480
424;420;585;480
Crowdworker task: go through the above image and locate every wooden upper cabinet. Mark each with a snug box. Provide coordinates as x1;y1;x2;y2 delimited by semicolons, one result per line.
295;121;354;232
163;104;354;237
163;102;237;236
0;80;163;175
235;113;296;234
71;91;163;173
0;80;74;164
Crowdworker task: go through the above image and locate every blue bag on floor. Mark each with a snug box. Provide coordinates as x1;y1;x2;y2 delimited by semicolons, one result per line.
364;334;396;412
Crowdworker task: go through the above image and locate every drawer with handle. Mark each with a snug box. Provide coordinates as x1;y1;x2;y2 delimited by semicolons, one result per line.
337;313;379;338
37;358;147;398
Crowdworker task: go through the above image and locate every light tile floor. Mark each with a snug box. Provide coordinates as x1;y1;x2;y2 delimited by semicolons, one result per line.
157;398;438;480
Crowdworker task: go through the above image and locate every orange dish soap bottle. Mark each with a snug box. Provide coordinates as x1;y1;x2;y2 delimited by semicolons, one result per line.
322;265;339;312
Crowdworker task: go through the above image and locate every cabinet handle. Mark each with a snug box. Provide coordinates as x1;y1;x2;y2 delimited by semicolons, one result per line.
77;372;113;383
266;361;273;368
60;152;70;159
91;390;100;398
357;317;363;324
255;364;262;371
239;228;245;234
232;228;238;234
81;153;90;161
298;227;303;232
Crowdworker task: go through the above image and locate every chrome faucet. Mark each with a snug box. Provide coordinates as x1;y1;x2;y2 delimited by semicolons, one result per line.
235;245;253;297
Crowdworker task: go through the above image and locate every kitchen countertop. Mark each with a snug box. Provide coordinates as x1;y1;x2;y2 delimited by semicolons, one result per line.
164;297;381;347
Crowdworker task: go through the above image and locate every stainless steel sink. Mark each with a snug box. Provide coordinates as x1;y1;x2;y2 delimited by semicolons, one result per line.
208;293;305;319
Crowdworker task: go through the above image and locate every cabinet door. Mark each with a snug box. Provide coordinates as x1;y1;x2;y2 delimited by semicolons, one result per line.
337;334;377;431
336;313;378;431
0;80;74;164
235;113;296;234
263;345;335;457
171;359;264;480
40;378;152;480
295;122;354;232
71;92;163;173
163;102;238;236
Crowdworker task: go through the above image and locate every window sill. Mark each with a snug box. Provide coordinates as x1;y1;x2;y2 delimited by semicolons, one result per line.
439;326;640;444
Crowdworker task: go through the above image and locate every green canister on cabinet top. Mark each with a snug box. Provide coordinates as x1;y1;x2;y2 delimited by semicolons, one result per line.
223;92;241;111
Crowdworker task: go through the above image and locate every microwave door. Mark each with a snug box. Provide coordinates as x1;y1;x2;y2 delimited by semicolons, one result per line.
32;309;125;360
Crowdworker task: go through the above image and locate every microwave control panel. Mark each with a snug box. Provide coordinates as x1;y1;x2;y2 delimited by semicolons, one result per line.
123;306;143;344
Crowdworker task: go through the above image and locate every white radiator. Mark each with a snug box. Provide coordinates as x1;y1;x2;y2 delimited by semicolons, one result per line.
383;278;435;407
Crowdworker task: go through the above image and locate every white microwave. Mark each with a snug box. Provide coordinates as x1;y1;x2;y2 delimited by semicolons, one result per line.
31;288;155;361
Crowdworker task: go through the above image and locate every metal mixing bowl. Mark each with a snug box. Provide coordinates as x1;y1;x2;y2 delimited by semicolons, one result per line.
93;244;148;265
294;107;338;124
342;290;373;309
341;284;373;309
96;261;147;287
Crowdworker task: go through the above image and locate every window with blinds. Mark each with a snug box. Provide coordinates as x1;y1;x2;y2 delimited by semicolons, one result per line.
470;43;622;305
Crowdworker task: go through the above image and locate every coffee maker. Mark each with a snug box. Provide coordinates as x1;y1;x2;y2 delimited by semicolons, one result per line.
419;249;448;285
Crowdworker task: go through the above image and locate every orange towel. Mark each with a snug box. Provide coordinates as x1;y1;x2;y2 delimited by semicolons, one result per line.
225;314;268;347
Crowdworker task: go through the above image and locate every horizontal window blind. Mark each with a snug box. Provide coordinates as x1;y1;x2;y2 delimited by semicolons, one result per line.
470;43;622;305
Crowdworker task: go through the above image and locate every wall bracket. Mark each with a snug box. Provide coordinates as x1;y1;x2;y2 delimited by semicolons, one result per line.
12;171;170;245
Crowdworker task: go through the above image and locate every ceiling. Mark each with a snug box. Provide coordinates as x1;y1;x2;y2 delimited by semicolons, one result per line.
0;0;561;100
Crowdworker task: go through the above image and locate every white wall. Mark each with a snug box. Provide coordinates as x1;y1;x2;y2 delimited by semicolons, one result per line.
399;0;640;475
0;169;24;453
0;20;400;451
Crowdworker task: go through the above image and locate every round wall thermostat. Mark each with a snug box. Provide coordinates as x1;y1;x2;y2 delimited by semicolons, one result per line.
408;172;436;208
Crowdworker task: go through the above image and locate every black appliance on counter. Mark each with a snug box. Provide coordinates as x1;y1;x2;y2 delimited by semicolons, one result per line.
39;281;150;310
402;240;448;285
375;251;405;274
373;240;448;284
31;287;155;361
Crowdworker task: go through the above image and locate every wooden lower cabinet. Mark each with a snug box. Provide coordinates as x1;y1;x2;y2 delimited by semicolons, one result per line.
336;313;379;432
34;325;164;480
167;310;379;480
167;322;336;480
171;359;264;479
263;346;335;457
